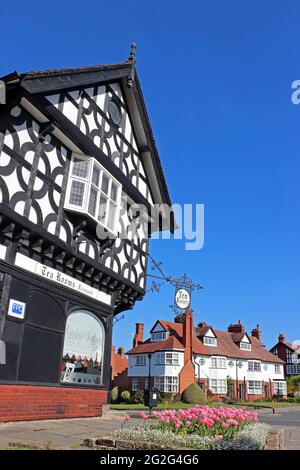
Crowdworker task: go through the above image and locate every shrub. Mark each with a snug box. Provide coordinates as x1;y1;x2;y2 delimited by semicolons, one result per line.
182;383;207;404
113;422;270;450
133;391;144;404
121;390;131;402
111;386;119;403
158;392;173;403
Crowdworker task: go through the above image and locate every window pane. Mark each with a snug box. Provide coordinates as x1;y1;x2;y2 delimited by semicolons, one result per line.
107;202;117;231
92;164;100;186
111;182;118;202
69;180;85;207
98;194;108;223
72;158;89;179
88;186;98;217
101;174;110;194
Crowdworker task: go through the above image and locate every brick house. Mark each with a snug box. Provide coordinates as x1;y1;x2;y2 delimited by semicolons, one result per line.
270;334;300;377
111;345;131;391
126;311;287;401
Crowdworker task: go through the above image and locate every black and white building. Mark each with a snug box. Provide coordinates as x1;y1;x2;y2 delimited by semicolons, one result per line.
0;46;174;420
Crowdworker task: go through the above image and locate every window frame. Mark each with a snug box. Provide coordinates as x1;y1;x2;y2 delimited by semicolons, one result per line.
211;356;226;369
154;376;179;393
273;381;287;396
247;380;262;394
135;355;146;366
132;377;140;391
203;336;217;347
240;342;252;351
210;379;227;394
65;154;122;236
248;360;261;372
274;364;281;374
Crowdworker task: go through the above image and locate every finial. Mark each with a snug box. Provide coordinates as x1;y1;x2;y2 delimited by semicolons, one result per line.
127;42;136;89
129;42;136;62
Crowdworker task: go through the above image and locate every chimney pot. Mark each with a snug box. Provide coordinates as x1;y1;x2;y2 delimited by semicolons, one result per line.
118;347;125;357
251;325;262;342
278;333;286;342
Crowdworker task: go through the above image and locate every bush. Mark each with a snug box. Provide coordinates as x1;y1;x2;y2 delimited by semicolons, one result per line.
254;397;272;402
158;392;173;403
111;386;119;403
182;383;207;404
121;390;131;402
132;391;144;404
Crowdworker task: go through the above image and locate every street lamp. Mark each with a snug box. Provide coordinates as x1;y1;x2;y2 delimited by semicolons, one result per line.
236;361;243;399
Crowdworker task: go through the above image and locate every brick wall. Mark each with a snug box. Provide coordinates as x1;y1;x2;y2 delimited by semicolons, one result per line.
0;385;108;422
179;359;195;394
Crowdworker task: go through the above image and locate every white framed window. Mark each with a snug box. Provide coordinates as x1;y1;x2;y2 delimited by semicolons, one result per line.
132;377;139;391
211;356;226;369
286;364;300;374
274;381;287;396
154;376;179;393
203;336;217;346
240;342;251;351
275;364;281;374
247;381;262;394
135;355;146;366
156;352;179;366
248;360;261;372
210;379;227;394
65;154;122;235
151;332;168;342
144;378;149;390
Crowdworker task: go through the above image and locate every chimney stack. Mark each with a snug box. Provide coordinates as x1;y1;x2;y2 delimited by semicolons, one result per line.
111;345;116;355
133;323;144;348
118;346;125;357
198;321;208;328
278;333;286;342
251;324;262;342
228;320;245;334
183;308;193;363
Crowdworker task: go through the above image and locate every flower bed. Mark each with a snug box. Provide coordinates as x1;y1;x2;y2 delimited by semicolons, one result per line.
113;406;270;450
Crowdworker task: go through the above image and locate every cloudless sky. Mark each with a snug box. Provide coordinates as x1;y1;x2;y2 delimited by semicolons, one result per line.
1;1;300;350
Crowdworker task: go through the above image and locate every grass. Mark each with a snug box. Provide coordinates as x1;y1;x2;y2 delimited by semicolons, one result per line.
110;400;300;411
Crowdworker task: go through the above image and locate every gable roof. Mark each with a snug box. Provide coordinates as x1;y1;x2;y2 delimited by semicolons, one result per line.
126;335;184;355
200;329;284;363
1;53;175;232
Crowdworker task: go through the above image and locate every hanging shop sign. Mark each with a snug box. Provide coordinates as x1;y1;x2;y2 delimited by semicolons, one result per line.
175;288;191;310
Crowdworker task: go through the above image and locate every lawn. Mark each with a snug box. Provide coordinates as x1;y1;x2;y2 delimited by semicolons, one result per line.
110;400;299;411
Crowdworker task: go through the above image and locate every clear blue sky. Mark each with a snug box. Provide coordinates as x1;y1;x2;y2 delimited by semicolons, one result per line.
2;1;300;350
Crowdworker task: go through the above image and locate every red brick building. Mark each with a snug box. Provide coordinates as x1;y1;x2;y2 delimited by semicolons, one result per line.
111;346;131;391
126;311;286;401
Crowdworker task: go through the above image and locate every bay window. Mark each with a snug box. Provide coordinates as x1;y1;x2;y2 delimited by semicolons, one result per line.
247;381;262;394
156;352;179;366
210;379;227;394
248;360;261;372
274;381;287;396
65;154;122;235
211;356;226;369
154;376;178;393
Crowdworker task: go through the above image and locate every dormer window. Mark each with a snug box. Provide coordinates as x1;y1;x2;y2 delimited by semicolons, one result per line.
240;342;251;351
151;331;168;342
65;154;122;236
203;336;217;346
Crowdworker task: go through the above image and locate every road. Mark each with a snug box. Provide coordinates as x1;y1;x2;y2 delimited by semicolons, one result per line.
258;406;300;450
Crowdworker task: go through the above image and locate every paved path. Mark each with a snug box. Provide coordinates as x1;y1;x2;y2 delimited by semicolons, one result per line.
257;406;300;450
0;412;138;449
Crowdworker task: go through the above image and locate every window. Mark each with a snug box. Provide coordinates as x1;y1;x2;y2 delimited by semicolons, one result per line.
272;348;278;356
135;355;146;366
286;349;298;364
248;361;261;372
210;379;227;394
65;155;122;235
60;310;105;386
154;377;179;393
274;381;287;396
240;342;251;351
203;336;217;346
211;356;226;369
132;378;140;391
247;381;262;394
286;364;300;374
151;332;167;342
156;352;179;366
275;364;281;374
